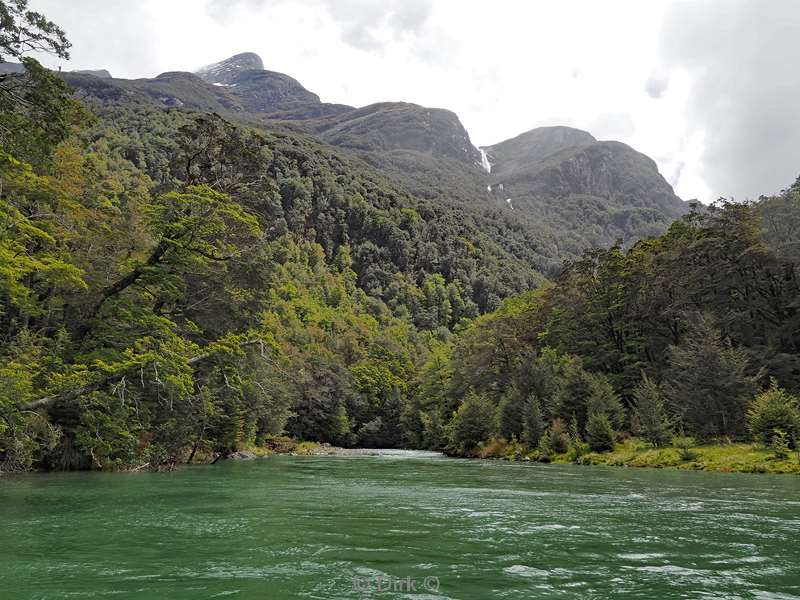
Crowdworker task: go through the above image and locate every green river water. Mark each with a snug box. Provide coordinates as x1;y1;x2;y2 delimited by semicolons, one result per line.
1;450;799;599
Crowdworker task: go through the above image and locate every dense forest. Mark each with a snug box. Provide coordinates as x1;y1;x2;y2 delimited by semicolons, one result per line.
1;2;799;472
436;191;800;461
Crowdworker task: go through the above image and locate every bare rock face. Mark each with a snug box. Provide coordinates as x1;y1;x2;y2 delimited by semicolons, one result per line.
486;128;685;215
318;102;482;165
196;52;264;85
195;52;334;115
486;126;597;178
71;69;112;79
482;126;689;251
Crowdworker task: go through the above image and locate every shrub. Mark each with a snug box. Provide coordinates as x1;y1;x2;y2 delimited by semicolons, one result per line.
746;380;800;446
546;418;570;454
478;437;508;459
586;412;615;452
566;439;590;462
537;435;553;462
673;436;698;461
770;429;791;460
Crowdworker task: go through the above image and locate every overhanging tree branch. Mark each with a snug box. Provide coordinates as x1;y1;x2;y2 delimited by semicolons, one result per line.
20;339;264;411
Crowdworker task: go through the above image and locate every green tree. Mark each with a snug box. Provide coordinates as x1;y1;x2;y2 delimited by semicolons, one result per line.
632;374;673;447
586;412;615;452
0;0;70;60
553;357;624;432
447;391;495;454
0;2;84;167
664;314;759;439
521;394;544;446
496;391;523;440
746;380;800;446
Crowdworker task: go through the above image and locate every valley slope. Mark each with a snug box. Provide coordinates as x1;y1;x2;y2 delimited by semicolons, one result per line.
59;52;689;266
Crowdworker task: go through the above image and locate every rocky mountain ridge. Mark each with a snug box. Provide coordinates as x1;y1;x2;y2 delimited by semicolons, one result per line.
8;51;689;257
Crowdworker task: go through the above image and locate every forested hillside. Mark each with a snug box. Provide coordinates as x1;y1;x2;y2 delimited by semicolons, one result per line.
58;52;690;265
434;189;800;461
0;74;552;469
1;3;798;473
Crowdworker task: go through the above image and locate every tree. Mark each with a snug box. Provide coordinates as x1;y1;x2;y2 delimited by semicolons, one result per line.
632;374;673;447
664;314;759;439
496;391;523;440
545;418;570;454
553;356;623;433
447;391;495;454
0;0;70;61
0;2;82;167
586;412;615;452
521;394;544;446
746;380;800;446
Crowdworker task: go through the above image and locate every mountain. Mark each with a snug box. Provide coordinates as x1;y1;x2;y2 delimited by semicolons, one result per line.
484;126;597;175
316;102;481;165
196;52;265;84
196;52;351;119
57;51;687;264
482;126;689;253
71;69;112;79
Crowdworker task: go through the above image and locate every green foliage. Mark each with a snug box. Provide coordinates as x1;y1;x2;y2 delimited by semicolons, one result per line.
553;357;623;433
0;0;70;61
566;438;590;462
546;418;570;454
664;314;759;440
442;193;800;456
447;391;495;454
770;429;791;460
521;394;544;446
746;380;800;447
0;58;89;167
632;374;673;447
586;412;615;452
496;391;523;441
673;436;698;461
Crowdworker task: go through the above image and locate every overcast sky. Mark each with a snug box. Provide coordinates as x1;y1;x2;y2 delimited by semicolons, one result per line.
29;0;800;203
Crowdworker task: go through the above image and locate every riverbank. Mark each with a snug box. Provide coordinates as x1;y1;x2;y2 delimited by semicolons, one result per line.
115;435;800;475
470;437;800;475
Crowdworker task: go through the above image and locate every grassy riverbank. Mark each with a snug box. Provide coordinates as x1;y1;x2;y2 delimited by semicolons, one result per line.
474;438;800;475
233;435;800;475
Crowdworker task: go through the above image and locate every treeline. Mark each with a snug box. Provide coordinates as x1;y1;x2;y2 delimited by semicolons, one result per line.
428;189;800;457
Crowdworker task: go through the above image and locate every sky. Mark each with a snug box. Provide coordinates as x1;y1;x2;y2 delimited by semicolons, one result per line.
28;0;800;203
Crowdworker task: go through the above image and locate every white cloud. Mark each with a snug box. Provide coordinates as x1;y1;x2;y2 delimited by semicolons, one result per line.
27;0;799;202
657;0;800;200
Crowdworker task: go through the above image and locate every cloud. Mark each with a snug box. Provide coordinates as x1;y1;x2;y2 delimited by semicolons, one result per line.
37;0;795;203
657;0;800;199
588;112;636;141
644;67;669;99
27;0;160;78
204;0;433;52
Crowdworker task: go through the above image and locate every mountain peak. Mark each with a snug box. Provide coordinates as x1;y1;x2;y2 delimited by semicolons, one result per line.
196;52;264;85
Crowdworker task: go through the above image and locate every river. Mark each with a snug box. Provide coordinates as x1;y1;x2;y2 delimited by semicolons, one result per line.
1;450;799;599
